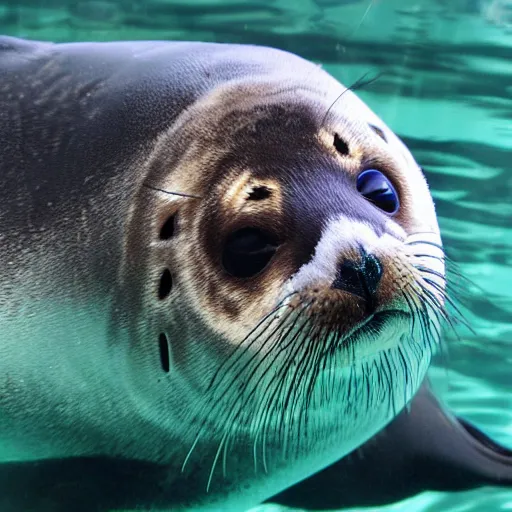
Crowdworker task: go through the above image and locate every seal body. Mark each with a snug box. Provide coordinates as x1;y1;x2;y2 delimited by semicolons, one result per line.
2;379;512;512
0;37;446;511
269;378;512;510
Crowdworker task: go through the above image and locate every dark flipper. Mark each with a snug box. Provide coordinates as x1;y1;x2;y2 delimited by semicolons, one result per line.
268;379;512;510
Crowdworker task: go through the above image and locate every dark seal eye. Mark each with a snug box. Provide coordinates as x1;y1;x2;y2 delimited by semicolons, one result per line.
356;169;400;215
222;227;279;278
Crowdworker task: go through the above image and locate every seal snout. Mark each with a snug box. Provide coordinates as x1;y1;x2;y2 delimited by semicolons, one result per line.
332;250;383;312
277;217;419;360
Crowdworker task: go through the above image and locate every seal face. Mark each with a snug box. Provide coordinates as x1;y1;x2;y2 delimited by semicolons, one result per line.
0;37;446;511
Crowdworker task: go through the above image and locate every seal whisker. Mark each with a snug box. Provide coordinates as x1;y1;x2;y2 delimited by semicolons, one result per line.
321;72;381;128
406;280;452;366
416;285;449;325
143;183;202;199
252;322;310;470
416;267;470;315
403;283;439;353
421;275;462;313
283;324;320;414
402;283;428;321
401;289;418;338
405;239;445;252
222;431;231;479
206;293;298;392
292;322;353;443
412;253;445;261
222;307;313;475
280;326;317;460
420;301;444;348
181;435;200;474
213;309;287;387
260;321;316;467
388;345;404;414
199;301;312;480
284;325;326;452
255;302;341;466
182;302;298;475
212;302;307;425
416;258;504;333
415;266;447;282
412;282;447;329
306;325;333;405
245;308;316;464
207;429;230;493
420;277;471;334
408;239;469;287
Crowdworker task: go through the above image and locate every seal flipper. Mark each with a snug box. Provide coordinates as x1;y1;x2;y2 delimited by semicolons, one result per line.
268;379;512;510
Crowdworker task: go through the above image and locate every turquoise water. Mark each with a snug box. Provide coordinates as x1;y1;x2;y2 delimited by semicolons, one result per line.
2;0;511;511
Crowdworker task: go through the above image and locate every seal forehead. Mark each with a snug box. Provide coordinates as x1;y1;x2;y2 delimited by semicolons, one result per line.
181;75;436;240
316;90;438;236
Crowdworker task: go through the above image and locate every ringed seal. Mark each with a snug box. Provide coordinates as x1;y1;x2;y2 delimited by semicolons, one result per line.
1;36;506;512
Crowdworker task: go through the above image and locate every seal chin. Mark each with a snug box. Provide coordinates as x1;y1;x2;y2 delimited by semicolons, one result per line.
343;310;411;362
280;277;413;365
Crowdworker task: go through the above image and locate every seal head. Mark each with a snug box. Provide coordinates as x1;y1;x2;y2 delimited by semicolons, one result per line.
114;42;446;504
0;37;446;510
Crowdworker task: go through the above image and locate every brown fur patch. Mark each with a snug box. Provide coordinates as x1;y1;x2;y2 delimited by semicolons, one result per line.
119;70;441;354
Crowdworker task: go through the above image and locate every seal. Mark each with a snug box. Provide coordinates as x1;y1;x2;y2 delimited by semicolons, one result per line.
270;378;512;510
2;379;511;512
0;35;467;511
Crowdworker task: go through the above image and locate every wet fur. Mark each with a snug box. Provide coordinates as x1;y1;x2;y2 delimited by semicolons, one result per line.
0;36;510;512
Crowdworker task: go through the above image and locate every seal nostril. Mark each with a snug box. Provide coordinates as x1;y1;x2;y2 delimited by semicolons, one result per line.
332;252;383;307
159;214;176;240
333;133;349;156
158;333;170;373
158;269;173;299
332;261;363;296
247;186;271;200
363;253;383;296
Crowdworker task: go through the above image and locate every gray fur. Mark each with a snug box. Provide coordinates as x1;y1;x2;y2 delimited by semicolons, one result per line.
1;37;509;512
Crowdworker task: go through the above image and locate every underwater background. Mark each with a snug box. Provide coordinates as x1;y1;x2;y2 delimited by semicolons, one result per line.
2;0;511;511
